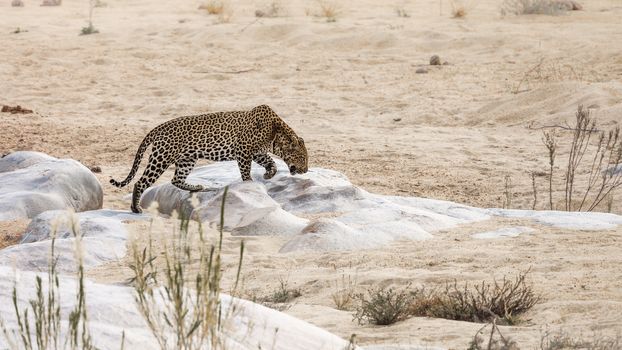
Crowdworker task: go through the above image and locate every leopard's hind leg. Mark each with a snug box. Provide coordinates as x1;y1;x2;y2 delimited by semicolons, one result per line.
172;156;204;192
131;151;170;213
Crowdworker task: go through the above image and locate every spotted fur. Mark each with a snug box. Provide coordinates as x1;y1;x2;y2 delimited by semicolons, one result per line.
110;105;308;213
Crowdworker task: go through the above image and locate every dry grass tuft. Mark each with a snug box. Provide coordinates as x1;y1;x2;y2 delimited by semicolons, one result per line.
451;0;468;18
261;277;302;305
199;0;225;15
317;0;340;22
331;274;357;311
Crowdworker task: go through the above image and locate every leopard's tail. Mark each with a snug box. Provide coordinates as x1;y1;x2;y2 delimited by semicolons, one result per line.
110;133;153;188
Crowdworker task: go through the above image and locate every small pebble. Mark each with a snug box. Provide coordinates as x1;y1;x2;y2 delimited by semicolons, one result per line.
430;55;441;65
416;68;428;74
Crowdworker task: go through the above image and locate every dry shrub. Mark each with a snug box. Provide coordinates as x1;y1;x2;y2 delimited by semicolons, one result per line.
353;286;413;325
199;0;225;14
501;0;568;15
410;271;541;325
331;274;357;311
11;0;24;7
395;7;410;17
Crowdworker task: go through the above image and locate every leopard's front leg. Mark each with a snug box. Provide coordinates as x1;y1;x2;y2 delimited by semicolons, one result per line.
236;154;253;181
253;153;277;180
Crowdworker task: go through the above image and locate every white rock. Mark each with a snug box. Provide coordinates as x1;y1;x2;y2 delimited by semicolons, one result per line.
0;209;149;272
0;267;353;350
140;160;490;252
0;151;103;221
489;208;622;230
472;226;535;239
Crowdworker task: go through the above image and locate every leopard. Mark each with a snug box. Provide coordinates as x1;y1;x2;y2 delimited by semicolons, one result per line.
110;104;308;213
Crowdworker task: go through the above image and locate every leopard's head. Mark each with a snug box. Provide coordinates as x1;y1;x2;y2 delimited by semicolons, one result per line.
275;134;308;175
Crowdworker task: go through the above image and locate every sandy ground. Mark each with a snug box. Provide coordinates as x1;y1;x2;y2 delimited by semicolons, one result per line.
1;0;622;348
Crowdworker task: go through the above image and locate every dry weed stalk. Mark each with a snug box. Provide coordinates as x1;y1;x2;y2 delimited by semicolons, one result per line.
542;130;557;210
564;106;622;211
531;172;538;210
503;175;513;209
513;57;595;94
468;318;518;350
1;213;97;349
130;186;245;350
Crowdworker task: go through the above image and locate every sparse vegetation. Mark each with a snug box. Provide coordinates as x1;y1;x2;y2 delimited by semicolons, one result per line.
353;285;413;325
501;0;568;16
331;274;357;310
11;0;24;7
540;330;621;350
130;186;245;350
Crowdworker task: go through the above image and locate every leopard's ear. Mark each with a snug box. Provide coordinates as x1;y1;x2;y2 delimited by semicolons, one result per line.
298;137;305;145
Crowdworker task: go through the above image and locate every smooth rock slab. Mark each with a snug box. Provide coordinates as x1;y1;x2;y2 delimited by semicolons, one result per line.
0;267;353;350
0;209;149;272
140;160;491;252
0;151;103;221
